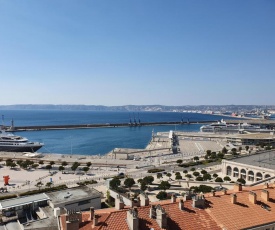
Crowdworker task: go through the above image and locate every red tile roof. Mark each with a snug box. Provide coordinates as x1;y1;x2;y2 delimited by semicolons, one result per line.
77;200;221;230
60;183;275;230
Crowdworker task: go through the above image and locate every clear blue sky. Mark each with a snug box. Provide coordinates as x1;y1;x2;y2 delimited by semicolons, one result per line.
0;0;274;105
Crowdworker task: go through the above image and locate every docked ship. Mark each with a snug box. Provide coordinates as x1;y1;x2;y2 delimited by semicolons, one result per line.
0;130;44;152
200;120;271;133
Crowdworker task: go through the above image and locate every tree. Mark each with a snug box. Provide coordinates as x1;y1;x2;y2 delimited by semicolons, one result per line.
109;178;121;190
32;164;39;169
203;173;212;181
59;166;65;172
210;152;217;159
201;170;207;175
159;181;171;191
6;159;13;167
175;174;182;180
10;162;17;169
50;161;55;167
62;161;68;167
217;152;224;159
166;173;172;180
213;173;218;178
245;146;249;151
140;181;147;191
190;167;196;171
21;161;29;170
83;166;90;174
222;147;228;154
231;148;237;155
156;191;168;200
215;177;223;182
45;182;52;188
143;176;154;185
193;172;200;177
71;162;80;172
238;146;242;151
39;160;44;165
183;170;188;174
223;176;231;182
137;178;143;184
86;162;92;167
157;173;163;180
46;164;52;172
206;150;211;156
185;174;192;179
17;160;23;166
196;176;204;181
176;159;183;164
36;181;43;190
124;178;135;191
237;178;246;185
193;156;199;161
190;185;214;193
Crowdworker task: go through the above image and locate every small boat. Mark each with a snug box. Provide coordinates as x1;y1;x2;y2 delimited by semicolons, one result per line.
0;130;44;152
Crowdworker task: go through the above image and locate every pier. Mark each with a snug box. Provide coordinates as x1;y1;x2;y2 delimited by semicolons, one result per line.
7;120;219;131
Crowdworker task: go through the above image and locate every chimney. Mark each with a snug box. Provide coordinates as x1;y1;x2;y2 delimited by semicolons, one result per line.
231;193;237;204
261;189;270;202
149;205;156;219
127;208;139;230
234;183;242;192
264;182;269;189
171;194;176;203
249;191;257;204
222;189;227;195
156;205;167;229
131;197;140;208
93;215;99;228
115;195;125;210
140;193;150;206
64;210;81;230
89;207;94;221
192;194;205;209
179;199;184;210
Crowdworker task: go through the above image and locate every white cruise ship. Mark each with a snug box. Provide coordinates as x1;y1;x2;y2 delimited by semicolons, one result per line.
200;120;271;133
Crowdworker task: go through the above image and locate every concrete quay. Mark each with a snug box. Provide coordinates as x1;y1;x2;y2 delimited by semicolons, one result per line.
7;120;218;131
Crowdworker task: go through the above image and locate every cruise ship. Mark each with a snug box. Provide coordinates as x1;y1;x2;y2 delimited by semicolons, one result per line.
0;130;44;152
200;120;271;133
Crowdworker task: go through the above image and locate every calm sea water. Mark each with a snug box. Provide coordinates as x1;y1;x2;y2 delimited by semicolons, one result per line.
1;110;230;155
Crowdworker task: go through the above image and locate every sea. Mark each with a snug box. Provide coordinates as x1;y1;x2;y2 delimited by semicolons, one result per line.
1;110;235;155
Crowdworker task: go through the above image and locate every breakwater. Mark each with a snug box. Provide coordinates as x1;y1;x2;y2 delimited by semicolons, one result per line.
8;120;218;131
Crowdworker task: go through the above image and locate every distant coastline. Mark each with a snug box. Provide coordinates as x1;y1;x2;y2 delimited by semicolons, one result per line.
0;104;274;113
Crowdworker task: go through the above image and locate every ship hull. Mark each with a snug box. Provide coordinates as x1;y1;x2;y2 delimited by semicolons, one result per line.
0;145;43;152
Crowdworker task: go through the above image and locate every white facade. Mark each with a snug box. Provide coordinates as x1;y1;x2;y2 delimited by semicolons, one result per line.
221;159;274;183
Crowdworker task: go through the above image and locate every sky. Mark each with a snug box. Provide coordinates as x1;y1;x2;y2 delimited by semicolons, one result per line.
0;0;274;106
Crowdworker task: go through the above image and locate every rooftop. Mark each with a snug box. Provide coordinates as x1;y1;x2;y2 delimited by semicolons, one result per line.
60;183;275;230
226;151;275;170
0;193;49;210
77;201;221;230
46;186;101;206
206;184;275;229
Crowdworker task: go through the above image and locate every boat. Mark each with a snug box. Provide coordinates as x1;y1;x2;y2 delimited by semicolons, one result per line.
200;120;271;133
0;130;44;152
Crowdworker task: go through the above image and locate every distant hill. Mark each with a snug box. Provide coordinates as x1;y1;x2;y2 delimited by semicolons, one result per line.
0;104;274;112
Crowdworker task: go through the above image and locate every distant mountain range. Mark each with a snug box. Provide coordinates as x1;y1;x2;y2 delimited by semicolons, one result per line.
0;104;274;112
